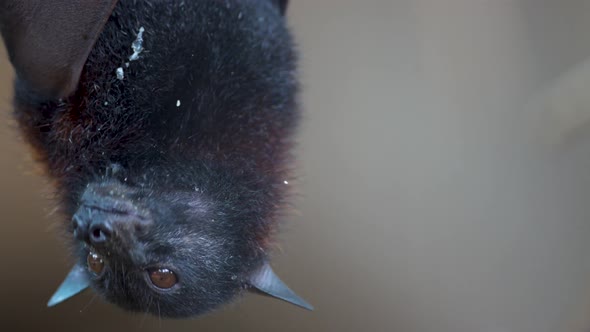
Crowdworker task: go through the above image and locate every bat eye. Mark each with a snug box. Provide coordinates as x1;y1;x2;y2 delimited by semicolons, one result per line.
147;268;178;289
87;252;105;275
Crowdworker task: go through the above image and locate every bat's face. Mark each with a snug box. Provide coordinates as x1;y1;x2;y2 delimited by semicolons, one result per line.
70;176;247;317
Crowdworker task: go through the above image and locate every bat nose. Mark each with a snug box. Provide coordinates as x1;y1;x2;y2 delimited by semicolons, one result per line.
74;214;112;245
72;207;145;248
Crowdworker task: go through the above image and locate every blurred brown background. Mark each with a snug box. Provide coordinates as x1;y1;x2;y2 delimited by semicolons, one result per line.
4;1;590;331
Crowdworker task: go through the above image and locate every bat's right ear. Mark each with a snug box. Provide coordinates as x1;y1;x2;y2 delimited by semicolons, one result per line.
0;0;119;100
47;264;90;307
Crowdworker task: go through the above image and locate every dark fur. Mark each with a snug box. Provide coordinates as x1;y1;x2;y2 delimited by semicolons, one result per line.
12;0;298;318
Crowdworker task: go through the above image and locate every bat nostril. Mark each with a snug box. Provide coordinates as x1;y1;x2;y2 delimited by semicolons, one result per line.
92;228;102;239
72;214;88;241
89;222;112;244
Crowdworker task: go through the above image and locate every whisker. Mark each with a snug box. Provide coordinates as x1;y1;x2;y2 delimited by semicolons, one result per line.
139;295;153;328
45;205;60;218
157;301;162;328
119;262;127;289
79;293;98;313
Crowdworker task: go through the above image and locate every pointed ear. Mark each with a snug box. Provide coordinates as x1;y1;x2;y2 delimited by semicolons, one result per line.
47;264;90;307
249;262;313;310
0;0;119;100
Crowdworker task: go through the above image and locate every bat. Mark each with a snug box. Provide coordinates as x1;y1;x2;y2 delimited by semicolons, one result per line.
0;0;312;318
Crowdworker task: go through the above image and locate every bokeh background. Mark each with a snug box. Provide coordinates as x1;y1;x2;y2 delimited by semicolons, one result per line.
3;1;590;331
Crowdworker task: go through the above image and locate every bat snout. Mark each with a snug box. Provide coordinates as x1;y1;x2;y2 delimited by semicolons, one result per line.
73;182;153;249
72;205;150;249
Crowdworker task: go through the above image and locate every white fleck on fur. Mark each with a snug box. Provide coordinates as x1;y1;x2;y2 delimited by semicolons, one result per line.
129;27;145;61
116;67;124;80
115;27;144;81
176;100;181;107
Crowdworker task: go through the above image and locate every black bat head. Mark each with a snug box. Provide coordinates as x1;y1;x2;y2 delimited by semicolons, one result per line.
1;0;311;318
70;177;242;317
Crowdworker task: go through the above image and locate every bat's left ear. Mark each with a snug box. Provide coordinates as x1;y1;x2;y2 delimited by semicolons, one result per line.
47;264;90;307
0;0;119;100
248;262;313;310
